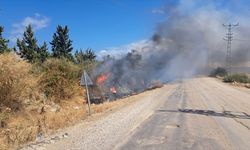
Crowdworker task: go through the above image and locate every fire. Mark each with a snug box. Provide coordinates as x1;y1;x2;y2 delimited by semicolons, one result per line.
110;86;117;94
96;73;111;85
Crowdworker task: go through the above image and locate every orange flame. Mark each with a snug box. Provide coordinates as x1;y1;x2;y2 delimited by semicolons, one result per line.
96;73;111;85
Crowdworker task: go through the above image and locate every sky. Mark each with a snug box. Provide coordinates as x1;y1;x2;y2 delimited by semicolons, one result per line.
0;0;175;53
0;0;249;54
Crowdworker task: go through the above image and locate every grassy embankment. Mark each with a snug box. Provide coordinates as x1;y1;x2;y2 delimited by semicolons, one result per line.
0;53;129;149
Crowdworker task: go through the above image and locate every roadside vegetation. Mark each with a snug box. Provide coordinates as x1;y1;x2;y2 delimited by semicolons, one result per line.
223;74;250;83
209;67;227;77
0;24;109;149
210;67;250;88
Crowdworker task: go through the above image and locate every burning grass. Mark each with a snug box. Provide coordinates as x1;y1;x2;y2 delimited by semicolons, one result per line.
0;52;165;149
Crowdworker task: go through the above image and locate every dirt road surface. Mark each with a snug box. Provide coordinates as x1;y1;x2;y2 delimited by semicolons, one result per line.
24;77;250;150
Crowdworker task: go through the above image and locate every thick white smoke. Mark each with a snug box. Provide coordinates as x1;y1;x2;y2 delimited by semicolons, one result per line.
141;0;250;80
97;0;250;87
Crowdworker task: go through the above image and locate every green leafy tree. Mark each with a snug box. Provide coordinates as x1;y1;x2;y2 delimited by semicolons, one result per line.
50;25;73;60
17;25;49;63
0;26;10;54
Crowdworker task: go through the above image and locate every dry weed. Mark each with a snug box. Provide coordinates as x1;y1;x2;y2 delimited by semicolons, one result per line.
0;53;38;110
39;58;81;102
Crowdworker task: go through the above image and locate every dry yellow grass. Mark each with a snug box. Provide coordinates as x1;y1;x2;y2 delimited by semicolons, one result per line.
0;54;145;149
0;53;38;110
38;58;81;102
0;92;142;149
0;95;86;150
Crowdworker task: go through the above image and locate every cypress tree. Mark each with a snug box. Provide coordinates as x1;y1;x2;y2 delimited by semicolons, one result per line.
75;48;96;64
38;42;50;63
74;49;84;64
50;25;73;60
17;25;38;62
0;26;10;54
17;25;49;63
84;48;96;61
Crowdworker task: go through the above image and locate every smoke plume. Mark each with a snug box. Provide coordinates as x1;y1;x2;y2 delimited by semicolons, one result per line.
95;0;250;94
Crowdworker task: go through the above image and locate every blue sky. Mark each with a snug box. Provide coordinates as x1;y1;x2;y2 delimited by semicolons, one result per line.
0;0;176;52
0;0;249;53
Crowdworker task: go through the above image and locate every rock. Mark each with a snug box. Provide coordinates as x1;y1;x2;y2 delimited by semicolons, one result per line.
245;84;250;88
73;106;80;110
36;132;44;142
62;133;69;138
37;106;45;114
50;104;60;112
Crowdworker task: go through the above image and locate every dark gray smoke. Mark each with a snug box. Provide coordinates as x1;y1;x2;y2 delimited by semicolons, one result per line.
95;0;250;95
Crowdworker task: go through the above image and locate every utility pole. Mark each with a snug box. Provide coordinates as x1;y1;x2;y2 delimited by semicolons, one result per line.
223;22;239;74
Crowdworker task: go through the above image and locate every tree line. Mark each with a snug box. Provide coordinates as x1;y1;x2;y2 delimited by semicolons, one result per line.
0;25;96;63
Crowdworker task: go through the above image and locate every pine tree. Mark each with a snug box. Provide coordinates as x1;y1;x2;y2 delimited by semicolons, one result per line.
84;48;96;61
50;25;73;60
17;25;38;62
17;25;49;63
0;26;10;54
38;42;50;63
74;49;85;64
74;48;96;64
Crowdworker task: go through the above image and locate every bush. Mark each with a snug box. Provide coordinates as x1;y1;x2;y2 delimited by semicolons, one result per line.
223;74;250;83
0;53;37;110
210;67;227;77
38;58;81;102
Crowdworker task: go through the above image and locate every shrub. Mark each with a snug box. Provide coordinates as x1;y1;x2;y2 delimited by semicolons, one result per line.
209;67;227;77
0;53;37;110
223;74;250;83
39;58;81;102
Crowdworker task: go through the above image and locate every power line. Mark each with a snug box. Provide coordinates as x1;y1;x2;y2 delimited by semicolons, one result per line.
223;22;239;74
234;39;249;42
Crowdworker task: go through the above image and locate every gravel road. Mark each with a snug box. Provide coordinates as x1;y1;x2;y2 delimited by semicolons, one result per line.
23;77;250;150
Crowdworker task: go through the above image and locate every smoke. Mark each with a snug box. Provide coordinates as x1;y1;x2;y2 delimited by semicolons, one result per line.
95;0;250;93
142;0;250;80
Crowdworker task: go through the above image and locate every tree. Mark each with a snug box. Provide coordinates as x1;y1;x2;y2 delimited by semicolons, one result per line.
74;49;85;64
126;49;142;68
17;25;38;62
102;54;115;63
84;48;96;61
0;26;10;54
74;48;96;64
38;42;50;63
50;25;73;60
17;25;49;63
